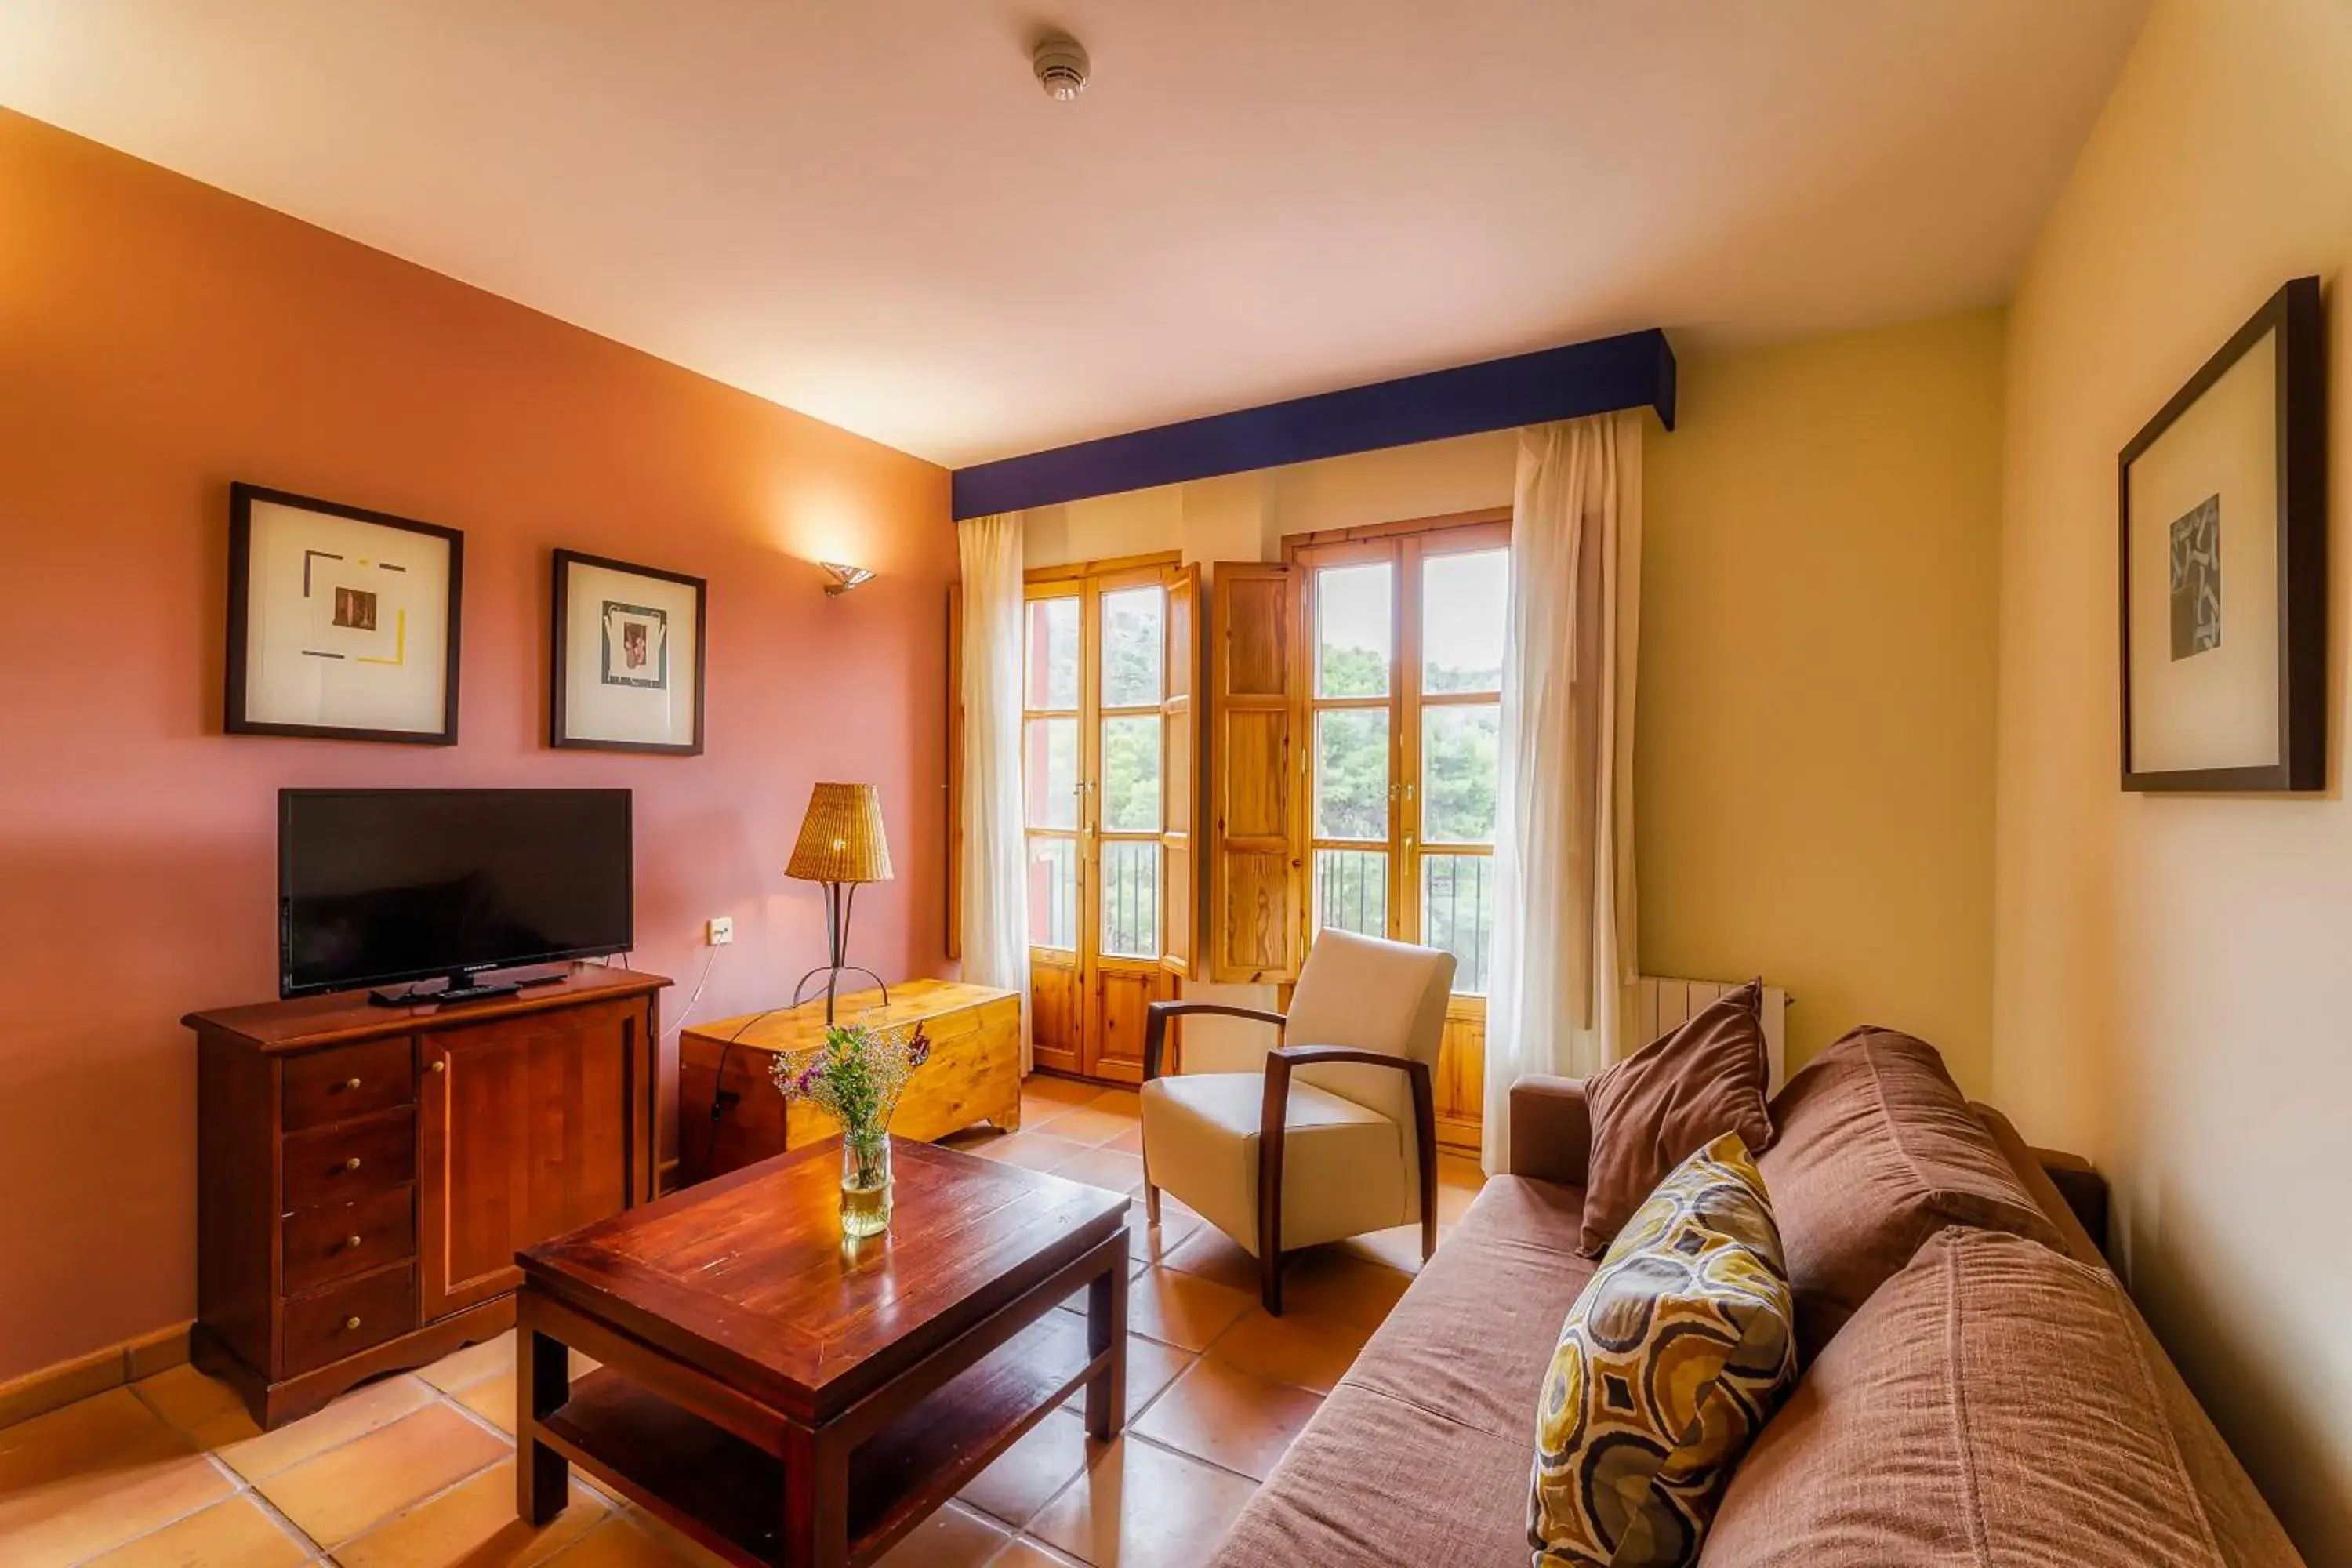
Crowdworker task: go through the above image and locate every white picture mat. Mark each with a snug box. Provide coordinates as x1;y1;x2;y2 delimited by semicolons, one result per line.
2127;329;2281;775
244;498;452;734
561;558;700;746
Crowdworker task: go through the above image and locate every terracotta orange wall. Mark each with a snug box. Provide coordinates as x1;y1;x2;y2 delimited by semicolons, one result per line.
0;108;954;1381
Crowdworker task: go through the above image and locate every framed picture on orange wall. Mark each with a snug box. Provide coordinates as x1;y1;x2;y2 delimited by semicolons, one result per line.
551;548;706;755
224;482;463;745
2118;276;2325;793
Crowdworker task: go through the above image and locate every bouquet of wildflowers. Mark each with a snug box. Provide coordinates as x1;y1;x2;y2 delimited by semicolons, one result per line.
770;1021;932;1182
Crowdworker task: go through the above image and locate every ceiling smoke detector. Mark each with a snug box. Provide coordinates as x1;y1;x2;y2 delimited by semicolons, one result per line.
1033;34;1089;101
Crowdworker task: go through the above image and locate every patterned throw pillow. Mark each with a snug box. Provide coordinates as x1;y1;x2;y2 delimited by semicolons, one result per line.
1530;1132;1797;1568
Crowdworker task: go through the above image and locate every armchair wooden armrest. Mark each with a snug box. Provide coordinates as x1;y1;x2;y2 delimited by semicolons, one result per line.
1256;1044;1438;1314
1141;999;1287;1081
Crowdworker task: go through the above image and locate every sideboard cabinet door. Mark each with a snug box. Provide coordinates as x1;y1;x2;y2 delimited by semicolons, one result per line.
417;1000;639;1321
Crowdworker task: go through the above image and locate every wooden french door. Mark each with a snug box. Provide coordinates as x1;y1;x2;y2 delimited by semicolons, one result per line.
1283;513;1510;1152
1022;557;1198;1083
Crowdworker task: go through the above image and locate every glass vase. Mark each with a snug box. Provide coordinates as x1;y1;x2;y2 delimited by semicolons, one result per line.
840;1131;894;1238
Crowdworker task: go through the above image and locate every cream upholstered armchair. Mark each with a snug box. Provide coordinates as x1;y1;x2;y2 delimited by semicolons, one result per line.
1138;930;1456;1315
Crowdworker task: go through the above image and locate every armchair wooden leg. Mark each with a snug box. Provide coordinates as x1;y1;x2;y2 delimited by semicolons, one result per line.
1143;1181;1161;1226
1422;1209;1438;1263
1259;1063;1290;1317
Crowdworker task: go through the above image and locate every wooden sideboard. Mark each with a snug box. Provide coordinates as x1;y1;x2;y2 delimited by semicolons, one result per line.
677;980;1020;1185
187;965;669;1428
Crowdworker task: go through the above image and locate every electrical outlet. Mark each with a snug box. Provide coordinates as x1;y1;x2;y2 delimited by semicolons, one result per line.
706;916;734;946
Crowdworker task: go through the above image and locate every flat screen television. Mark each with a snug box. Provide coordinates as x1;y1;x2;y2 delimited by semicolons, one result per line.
279;788;633;1000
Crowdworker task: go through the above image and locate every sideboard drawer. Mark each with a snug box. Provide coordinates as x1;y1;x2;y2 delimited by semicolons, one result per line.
282;1262;415;1377
284;1037;416;1131
283;1110;416;1211
283;1184;416;1298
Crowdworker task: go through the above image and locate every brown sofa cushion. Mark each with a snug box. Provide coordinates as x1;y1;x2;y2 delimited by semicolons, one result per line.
1578;980;1773;1255
1759;1026;2061;1356
1702;1226;2232;1567
1208;1174;1595;1568
1345;1175;1595;1442
1972;1104;2304;1567
1210;1382;1536;1567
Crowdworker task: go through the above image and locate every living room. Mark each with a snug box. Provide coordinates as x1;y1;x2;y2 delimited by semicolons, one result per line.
2;2;2346;1565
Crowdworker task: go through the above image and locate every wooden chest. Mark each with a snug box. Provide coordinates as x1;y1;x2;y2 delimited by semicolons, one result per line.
678;980;1022;1185
187;967;667;1428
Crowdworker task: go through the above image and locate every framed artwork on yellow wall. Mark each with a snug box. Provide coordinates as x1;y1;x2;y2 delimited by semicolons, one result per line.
550;548;706;754
224;483;463;744
2118;276;2324;793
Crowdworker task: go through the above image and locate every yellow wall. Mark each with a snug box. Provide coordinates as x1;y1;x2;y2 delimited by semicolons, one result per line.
1024;314;2008;1089
1642;311;2007;1088
1992;0;2352;1553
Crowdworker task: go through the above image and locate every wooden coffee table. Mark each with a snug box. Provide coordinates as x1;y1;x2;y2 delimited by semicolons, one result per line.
514;1137;1130;1567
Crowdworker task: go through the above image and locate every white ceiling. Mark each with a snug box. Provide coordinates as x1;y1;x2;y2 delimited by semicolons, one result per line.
0;2;2148;466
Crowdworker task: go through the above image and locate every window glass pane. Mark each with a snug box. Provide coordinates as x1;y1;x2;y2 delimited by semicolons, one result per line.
1100;586;1164;708
1315;709;1388;840
1422;549;1508;694
1101;715;1163;833
1421;703;1499;844
1316;562;1392;698
1315;848;1388;938
1023;717;1078;829
1026;838;1077;949
1025;597;1080;710
1422;855;1494;995
1100;840;1160;958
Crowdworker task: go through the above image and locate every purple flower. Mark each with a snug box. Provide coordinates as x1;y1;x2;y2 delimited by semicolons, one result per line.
907;1025;931;1068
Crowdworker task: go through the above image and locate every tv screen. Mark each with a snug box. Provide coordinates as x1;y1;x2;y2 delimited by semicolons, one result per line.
280;789;633;997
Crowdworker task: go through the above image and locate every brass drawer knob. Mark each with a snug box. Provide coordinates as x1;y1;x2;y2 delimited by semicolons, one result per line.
343;1076;363;1091
343;1156;362;1172
429;1058;445;1073
343;1315;361;1331
344;1235;363;1251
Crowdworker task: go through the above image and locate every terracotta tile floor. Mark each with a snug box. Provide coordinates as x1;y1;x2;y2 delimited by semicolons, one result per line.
4;1079;1484;1567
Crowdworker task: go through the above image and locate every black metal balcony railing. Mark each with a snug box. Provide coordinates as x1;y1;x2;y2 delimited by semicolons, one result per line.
1101;840;1158;958
1315;848;1388;939
1424;855;1492;995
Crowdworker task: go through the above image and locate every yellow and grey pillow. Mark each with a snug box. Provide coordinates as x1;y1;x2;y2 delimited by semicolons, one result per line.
1530;1132;1797;1568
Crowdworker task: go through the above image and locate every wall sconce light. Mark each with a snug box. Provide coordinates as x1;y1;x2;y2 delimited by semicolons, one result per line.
820;562;875;597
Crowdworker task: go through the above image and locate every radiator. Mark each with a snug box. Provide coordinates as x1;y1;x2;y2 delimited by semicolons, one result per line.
1634;975;1790;1092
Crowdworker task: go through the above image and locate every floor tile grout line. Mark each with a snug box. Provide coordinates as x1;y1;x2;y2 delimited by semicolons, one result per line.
239;1468;333;1563
53;1393;247;1568
230;1377;445;1484
436;1377;525;1443
307;1428;515;1557
131;1374;510;1562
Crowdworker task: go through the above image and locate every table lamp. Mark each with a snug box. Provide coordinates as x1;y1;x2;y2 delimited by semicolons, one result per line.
786;782;895;1022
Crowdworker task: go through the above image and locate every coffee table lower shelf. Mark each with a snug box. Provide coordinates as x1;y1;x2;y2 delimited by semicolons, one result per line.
536;1311;1097;1567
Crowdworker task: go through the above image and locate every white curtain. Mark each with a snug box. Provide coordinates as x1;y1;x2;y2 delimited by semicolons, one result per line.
1483;412;1643;1173
957;514;1033;1070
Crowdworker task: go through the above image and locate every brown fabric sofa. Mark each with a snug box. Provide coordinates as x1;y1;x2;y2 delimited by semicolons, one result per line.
1207;1073;2304;1567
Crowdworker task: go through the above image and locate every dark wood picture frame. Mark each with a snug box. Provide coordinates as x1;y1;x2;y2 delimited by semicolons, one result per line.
2118;276;2326;793
550;549;708;756
225;481;464;746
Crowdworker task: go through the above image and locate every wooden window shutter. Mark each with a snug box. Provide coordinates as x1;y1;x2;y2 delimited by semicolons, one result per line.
1161;564;1201;978
1207;562;1306;983
944;583;964;962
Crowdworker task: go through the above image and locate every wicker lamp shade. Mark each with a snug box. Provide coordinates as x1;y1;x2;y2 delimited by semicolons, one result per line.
786;782;894;884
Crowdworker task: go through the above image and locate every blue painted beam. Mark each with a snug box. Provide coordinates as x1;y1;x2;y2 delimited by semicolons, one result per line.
950;328;1675;519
